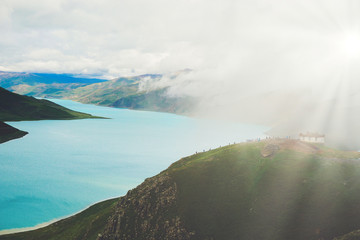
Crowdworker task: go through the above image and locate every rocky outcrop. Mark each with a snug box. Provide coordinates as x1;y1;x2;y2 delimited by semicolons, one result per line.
261;139;320;157
98;173;191;240
261;143;280;157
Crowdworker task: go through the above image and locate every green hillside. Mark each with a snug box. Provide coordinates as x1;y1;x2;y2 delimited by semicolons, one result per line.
0;87;100;121
2;140;360;240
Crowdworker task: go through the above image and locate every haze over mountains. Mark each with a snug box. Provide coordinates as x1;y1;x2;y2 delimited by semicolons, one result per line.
1;70;360;149
0;71;194;115
2;1;360;151
2;1;360;240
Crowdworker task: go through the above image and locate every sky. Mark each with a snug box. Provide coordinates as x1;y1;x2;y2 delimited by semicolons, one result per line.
1;0;359;79
2;0;360;148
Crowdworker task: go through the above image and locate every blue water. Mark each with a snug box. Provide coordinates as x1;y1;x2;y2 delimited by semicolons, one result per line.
0;100;268;230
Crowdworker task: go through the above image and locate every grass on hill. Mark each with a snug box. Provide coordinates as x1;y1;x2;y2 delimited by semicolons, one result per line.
167;141;360;240
2;140;360;240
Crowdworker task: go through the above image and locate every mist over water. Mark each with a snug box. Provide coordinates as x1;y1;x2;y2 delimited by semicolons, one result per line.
129;1;360;149
1;1;360;148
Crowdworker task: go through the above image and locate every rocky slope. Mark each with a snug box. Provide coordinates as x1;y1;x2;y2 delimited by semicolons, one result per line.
2;140;360;240
98;173;191;240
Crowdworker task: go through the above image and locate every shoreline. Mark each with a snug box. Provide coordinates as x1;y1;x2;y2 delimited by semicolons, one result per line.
0;220;57;236
0;197;118;236
0;100;268;237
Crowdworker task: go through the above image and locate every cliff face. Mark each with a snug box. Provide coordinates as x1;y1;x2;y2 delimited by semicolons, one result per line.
98;173;191;240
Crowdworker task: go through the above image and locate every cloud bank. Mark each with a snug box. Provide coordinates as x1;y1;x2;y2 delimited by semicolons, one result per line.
2;0;360;148
1;0;358;78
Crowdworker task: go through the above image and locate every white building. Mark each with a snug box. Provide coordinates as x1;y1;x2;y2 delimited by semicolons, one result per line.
299;133;325;143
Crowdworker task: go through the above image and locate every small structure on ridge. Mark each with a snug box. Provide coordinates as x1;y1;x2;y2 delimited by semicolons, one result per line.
299;132;325;143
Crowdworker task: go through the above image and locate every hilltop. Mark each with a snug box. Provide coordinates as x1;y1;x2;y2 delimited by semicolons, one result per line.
2;140;360;240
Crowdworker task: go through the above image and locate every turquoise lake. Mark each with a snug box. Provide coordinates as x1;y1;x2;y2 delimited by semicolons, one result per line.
0;100;268;231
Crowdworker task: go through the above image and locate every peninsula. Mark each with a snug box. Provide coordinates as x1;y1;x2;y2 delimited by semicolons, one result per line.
0;87;102;144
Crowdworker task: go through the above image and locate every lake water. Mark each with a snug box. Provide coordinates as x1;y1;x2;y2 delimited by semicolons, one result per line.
0;100;267;231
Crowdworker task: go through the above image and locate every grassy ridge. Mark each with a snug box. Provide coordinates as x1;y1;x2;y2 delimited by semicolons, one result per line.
168;142;360;240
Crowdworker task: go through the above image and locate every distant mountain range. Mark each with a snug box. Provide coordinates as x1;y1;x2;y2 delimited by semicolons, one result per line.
0;71;105;97
2;139;360;240
0;87;101;144
62;74;193;114
0;71;194;115
0;72;105;86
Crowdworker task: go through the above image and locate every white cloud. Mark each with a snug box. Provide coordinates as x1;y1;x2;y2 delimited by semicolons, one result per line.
0;0;358;84
2;1;360;130
2;0;360;148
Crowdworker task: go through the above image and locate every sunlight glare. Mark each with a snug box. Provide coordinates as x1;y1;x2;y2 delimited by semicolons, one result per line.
341;33;360;58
